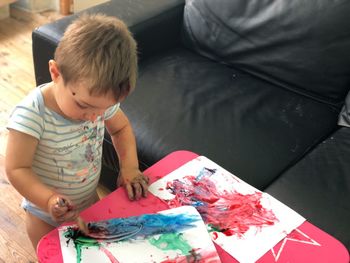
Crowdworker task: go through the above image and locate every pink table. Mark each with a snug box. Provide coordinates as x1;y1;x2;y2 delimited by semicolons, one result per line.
37;150;349;263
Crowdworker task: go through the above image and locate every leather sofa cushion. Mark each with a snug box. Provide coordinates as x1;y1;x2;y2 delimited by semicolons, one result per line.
182;0;350;106
265;127;350;250
118;47;339;189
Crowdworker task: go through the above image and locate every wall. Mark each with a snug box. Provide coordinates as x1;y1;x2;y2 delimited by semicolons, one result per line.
11;0;56;12
11;0;109;13
0;0;17;18
74;0;108;13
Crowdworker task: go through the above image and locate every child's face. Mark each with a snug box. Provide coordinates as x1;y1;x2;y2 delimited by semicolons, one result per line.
55;81;117;122
49;60;118;122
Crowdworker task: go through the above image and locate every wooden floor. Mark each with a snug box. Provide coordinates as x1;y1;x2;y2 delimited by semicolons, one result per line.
0;155;37;262
0;7;110;262
0;8;63;142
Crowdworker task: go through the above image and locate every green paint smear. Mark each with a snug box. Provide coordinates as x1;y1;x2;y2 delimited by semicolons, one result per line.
149;232;192;255
207;224;221;233
64;227;101;263
64;228;195;262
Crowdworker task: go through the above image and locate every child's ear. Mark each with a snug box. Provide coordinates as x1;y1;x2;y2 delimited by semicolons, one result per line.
48;60;60;82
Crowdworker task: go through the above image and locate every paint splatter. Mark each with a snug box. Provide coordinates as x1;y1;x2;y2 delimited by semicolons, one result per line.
158;248;219;263
64;227;100;263
63;212;202;263
100;247;120;263
149;232;192;255
86;212;200;239
63;227;130;263
165;167;278;237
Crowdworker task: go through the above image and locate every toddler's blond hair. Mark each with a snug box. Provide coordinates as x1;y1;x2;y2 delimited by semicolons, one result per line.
55;13;137;100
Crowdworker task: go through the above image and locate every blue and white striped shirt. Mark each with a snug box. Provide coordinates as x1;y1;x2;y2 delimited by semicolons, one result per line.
7;86;119;212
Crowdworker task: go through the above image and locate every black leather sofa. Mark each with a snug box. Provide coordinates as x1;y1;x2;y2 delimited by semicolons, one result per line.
32;0;350;251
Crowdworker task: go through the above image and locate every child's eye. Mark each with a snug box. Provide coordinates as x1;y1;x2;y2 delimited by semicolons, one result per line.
76;101;88;109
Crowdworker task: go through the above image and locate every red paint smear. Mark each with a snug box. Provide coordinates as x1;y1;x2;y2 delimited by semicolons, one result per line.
159;248;220;263
166;171;278;238
99;247;120;263
212;232;218;240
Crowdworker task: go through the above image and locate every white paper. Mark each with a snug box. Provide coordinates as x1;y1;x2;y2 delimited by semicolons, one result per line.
59;205;221;263
149;156;305;263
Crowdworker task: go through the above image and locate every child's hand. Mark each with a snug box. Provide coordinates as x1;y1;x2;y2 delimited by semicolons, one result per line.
47;195;79;224
117;168;149;201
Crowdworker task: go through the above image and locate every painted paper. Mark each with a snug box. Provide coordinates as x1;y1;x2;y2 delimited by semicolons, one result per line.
58;206;221;263
149;156;306;263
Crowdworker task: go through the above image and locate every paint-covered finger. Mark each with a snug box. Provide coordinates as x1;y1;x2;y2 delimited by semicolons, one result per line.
140;179;149;197
142;174;150;184
132;182;142;200
77;217;89;234
125;183;134;201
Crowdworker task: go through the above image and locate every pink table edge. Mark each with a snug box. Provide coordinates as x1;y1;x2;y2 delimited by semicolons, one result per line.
37;150;350;263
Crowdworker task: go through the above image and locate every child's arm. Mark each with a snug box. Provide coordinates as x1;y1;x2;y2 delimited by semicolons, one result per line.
5;129;77;223
105;109;149;201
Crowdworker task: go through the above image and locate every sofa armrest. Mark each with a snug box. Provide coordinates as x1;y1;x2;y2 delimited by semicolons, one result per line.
32;0;185;85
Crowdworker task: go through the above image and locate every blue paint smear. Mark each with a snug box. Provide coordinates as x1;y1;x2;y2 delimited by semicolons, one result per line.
87;212;200;240
195;167;216;181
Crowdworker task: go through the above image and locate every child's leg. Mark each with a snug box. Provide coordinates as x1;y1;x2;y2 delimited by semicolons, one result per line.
25;211;55;251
